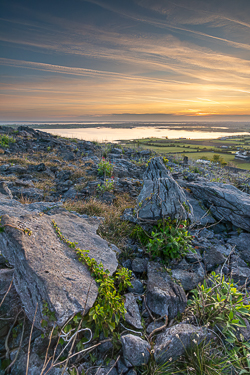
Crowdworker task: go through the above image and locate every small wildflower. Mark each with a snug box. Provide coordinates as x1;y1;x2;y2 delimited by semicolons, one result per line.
192;339;197;344
169;357;172;362
194;352;197;357
176;334;180;338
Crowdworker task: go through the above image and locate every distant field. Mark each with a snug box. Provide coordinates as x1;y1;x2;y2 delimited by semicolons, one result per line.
127;144;198;153
125;136;250;170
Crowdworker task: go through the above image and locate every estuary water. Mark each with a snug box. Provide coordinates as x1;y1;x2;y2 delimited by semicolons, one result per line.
40;127;250;142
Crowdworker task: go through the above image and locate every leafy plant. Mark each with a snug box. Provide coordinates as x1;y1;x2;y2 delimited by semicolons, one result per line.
0;134;15;147
188;272;250;342
97;178;114;193
115;267;133;293
97;158;113;177
146;219;193;263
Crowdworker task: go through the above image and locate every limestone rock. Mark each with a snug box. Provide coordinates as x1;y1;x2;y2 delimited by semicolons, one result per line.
186;181;250;232
202;246;226;272
0;269;22;339
0;197;118;329
171;263;205;291
227;233;250;262
146;262;187;319
154;324;208;364
124;293;143;329
128;278;144;294
0;181;13;199
132;258;148;273
136;157;192;222
121;334;151;367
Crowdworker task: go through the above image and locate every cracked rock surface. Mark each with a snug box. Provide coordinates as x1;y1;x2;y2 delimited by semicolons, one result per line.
186;180;250;231
0;197;118;329
146;262;187;319
137;157;192;221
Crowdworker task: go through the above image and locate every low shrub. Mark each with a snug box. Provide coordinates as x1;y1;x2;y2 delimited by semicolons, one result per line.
0;134;15;147
97;178;114;193
146;219;193;262
188;272;250;342
97;158;113;177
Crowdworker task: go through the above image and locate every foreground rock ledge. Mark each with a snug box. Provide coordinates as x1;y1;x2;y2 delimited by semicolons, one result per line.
0;197;119;329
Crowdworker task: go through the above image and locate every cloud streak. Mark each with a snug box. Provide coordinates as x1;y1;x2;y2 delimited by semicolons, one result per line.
0;0;250;120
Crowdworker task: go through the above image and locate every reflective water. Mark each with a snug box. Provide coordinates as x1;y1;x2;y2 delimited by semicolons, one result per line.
40;127;250;142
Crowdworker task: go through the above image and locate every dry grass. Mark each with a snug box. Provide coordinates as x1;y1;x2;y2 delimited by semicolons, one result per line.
0;154;32;166
64;194;135;249
19;195;33;204
33;180;56;194
0;175;18;182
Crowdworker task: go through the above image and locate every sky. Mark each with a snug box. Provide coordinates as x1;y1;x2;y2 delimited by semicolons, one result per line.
0;0;250;122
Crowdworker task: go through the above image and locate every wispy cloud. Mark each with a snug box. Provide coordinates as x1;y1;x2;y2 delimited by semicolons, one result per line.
1;0;249;120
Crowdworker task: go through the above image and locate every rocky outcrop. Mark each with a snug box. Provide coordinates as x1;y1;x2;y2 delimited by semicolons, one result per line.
136;157;192;222
186;180;250;232
0;197;118;329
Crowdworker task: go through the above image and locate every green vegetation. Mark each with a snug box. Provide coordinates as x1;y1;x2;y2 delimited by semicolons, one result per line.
185;272;250;373
146;219;193;262
131;219;193;263
211;154;227;165
168;339;233;375
97;178;114;193
0;134;15;147
97;158;114;177
52;220;132;338
188;272;250;342
123;135;250;170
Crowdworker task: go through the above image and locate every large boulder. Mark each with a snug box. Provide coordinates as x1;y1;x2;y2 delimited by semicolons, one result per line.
185;181;250;232
136;157;191;222
0;196;118;329
146;262;187;319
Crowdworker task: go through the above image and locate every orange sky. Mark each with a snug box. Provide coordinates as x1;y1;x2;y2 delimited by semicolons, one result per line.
1;0;250;122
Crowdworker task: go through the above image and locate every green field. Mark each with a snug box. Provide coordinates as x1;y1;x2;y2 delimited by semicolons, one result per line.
124;135;250;170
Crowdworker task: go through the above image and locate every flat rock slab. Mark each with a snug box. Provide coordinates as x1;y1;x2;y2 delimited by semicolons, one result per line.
0;196;118;329
185;181;250;232
0;193;62;217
